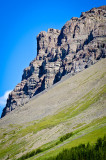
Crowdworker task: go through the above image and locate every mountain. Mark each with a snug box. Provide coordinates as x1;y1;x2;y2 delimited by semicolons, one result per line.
1;6;106;118
0;56;105;160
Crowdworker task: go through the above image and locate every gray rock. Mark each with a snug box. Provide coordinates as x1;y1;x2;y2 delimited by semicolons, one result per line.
1;6;106;118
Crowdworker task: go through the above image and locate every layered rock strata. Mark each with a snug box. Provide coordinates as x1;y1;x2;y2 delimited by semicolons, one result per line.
1;6;106;117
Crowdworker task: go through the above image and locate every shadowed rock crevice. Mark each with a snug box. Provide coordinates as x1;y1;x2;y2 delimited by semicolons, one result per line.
83;30;94;46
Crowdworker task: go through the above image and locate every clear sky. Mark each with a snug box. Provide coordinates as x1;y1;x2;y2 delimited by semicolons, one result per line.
0;0;106;117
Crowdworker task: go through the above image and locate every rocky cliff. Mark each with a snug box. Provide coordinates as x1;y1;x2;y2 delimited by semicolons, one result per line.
1;6;106;118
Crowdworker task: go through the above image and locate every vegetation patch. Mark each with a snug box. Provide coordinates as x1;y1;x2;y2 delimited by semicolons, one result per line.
60;132;73;142
0;83;105;160
17;148;42;160
17;132;73;160
46;136;106;160
0;140;26;160
35;125;106;160
72;123;85;129
19;85;105;137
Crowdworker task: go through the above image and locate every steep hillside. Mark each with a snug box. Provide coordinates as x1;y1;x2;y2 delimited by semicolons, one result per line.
1;6;106;117
0;59;106;160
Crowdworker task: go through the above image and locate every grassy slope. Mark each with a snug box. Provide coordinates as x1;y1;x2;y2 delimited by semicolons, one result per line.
34;126;106;160
0;59;106;160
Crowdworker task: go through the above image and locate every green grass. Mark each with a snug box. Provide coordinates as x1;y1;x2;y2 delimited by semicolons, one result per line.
0;140;27;160
0;85;105;160
3;116;104;160
18;128;106;160
0;86;106;158
17;148;42;160
46;136;106;160
17;132;74;160
20;117;105;160
34;125;106;160
17;85;105;137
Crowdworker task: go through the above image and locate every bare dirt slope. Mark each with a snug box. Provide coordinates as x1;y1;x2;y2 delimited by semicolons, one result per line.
0;59;106;126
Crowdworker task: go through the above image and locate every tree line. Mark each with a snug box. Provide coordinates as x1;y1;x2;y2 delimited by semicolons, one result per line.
47;136;106;160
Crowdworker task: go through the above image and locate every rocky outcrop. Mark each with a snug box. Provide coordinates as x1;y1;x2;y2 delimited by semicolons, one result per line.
1;6;106;118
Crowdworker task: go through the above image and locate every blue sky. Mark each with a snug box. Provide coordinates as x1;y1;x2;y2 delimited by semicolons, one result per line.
0;0;106;117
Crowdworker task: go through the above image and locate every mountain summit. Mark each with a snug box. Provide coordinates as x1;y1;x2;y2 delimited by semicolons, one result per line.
1;6;106;118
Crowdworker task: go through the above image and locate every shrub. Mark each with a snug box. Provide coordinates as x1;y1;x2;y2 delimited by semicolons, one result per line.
17;148;42;160
47;135;106;160
60;132;73;142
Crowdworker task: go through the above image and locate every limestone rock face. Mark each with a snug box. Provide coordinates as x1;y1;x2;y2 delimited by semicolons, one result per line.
1;6;106;117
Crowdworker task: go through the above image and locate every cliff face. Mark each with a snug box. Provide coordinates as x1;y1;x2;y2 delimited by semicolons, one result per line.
1;6;106;118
